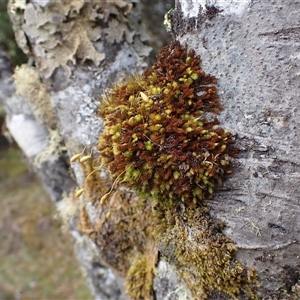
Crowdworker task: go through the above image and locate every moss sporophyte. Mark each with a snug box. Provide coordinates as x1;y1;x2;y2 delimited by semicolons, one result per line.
73;41;258;299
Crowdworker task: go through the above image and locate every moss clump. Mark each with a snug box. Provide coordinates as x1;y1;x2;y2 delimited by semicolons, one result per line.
155;204;258;299
125;256;151;299
98;41;236;206
125;242;157;300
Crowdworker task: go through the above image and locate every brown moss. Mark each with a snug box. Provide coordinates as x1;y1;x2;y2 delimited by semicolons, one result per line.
99;41;237;207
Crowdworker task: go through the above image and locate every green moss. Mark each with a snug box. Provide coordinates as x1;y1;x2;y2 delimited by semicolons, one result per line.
125;257;150;299
125;247;157;300
154;204;258;299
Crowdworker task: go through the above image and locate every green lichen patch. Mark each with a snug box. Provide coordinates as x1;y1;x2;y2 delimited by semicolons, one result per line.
99;41;237;206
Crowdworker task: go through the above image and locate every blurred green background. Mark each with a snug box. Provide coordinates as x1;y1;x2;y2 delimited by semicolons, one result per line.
0;0;174;299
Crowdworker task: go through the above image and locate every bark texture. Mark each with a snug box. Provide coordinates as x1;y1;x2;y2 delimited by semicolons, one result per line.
170;0;300;298
3;0;300;299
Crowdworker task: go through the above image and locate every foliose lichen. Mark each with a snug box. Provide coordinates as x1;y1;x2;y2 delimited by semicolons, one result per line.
99;41;237;207
8;0;151;79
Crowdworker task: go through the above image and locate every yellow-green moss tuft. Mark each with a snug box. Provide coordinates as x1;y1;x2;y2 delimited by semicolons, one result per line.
125;241;157;300
155;204;258;299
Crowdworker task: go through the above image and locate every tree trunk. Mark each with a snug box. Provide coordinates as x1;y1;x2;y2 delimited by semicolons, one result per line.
4;0;300;299
166;0;300;298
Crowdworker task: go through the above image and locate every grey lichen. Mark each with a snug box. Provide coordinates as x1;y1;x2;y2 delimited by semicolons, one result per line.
8;0;151;79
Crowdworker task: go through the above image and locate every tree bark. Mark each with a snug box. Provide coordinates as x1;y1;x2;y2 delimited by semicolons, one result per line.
4;0;300;299
167;0;300;298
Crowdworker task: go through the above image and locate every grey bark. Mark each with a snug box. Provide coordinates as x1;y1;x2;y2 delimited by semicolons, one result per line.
3;0;300;299
171;0;300;298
